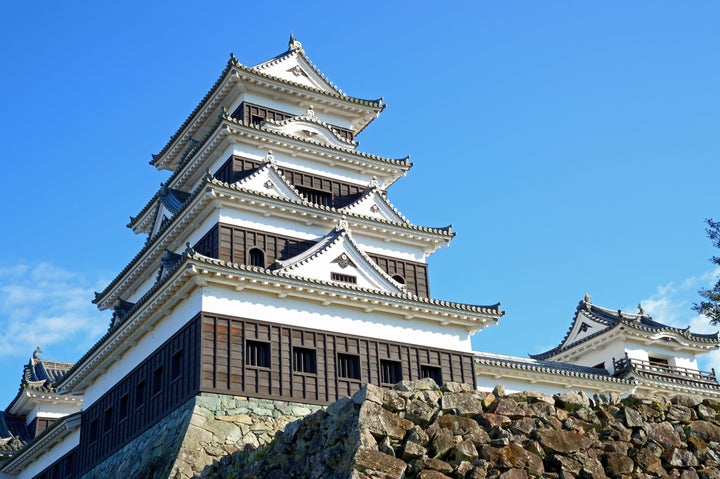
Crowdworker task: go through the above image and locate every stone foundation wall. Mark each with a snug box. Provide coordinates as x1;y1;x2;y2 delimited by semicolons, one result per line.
80;393;322;479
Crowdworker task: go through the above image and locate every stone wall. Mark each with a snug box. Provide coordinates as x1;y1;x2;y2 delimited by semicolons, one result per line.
80;393;322;479
221;380;720;479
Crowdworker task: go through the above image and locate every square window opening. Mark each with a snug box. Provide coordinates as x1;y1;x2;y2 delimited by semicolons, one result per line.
246;340;271;368
293;347;317;374
337;353;361;380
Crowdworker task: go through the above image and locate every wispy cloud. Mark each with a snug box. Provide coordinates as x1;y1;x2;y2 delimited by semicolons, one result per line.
0;262;108;360
637;268;720;373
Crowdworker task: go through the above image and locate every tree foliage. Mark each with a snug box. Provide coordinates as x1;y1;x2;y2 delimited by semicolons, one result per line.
694;218;720;324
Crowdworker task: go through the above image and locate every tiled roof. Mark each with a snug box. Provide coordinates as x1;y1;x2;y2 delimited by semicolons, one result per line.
531;296;720;360
188;250;502;317
100;174;452;308
0;412;30;457
474;352;633;384
152;40;384;168
273;225;406;294
222;115;409;167
64;247;503;393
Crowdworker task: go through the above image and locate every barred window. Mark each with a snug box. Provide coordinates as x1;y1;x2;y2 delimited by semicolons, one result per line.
293;347;317;374
331;272;357;284
337;353;361;380
380;359;403;384
420;365;442;385
246;340;271;368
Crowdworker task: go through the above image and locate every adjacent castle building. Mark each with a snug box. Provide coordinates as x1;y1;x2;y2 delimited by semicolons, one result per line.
1;38;718;478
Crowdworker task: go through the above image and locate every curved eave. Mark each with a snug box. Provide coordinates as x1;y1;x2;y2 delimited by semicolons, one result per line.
233;59;384;131
532;322;719;362
629;371;720;394
7;388;81;417
264;115;358;149
169;116;411;195
188;253;502;324
66;254;503;394
154;58;384;171
0;413;81;475
128;192;161;233
474;354;634;386
96;178;453;311
210;178;454;242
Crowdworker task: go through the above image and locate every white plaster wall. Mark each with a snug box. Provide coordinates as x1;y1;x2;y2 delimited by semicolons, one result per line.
82;290;203;407
12;428;80;479
565;339;627;374
27;402;81;424
201;285;473;351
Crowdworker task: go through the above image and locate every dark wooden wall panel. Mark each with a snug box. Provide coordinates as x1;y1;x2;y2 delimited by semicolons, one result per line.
194;224;431;298
231;102;354;141
200;313;475;405
74;317;201;476
368;253;430;298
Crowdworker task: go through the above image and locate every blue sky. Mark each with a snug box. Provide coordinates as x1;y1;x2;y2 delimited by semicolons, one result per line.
1;2;719;407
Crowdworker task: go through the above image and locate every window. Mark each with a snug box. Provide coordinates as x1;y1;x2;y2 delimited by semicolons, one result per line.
337;353;361;380
103;407;113;434
246;340;271;368
381;359;403;384
293;347;317;374
88;419;98;444
420;365;443;385
297;186;332;206
649;357;669;366
153;366;164;395
392;275;405;285
331;272;357;284
171;350;183;380
592;362;606;370
135;380;146;410
248;248;265;267
119;394;129;422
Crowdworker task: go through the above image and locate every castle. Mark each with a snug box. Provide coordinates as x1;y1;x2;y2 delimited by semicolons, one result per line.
1;37;718;478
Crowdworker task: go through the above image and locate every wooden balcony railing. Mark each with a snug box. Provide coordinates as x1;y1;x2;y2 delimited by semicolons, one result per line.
613;355;717;384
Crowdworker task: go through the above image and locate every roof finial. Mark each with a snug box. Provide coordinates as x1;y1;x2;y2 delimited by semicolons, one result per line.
288;34;304;53
584;292;591;303
637;303;645;315
33;347;42;359
265;150;275;165
305;105;316;119
369;176;379;189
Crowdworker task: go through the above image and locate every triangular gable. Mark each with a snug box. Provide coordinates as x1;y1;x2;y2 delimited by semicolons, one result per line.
150;202;174;239
339;182;408;224
558;308;610;350
274;224;405;294
263;108;356;150
232;154;304;201
252;36;342;94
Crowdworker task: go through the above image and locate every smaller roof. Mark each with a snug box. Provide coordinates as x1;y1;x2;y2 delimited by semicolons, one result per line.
252;35;346;96
474;352;633;384
531;294;720;360
262;107;357;150
6;349;74;414
338;180;408;224
273;222;406;295
0;412;30;458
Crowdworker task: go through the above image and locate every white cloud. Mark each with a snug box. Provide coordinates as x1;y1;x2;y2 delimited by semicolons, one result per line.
636;267;720;374
0;262;108;360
